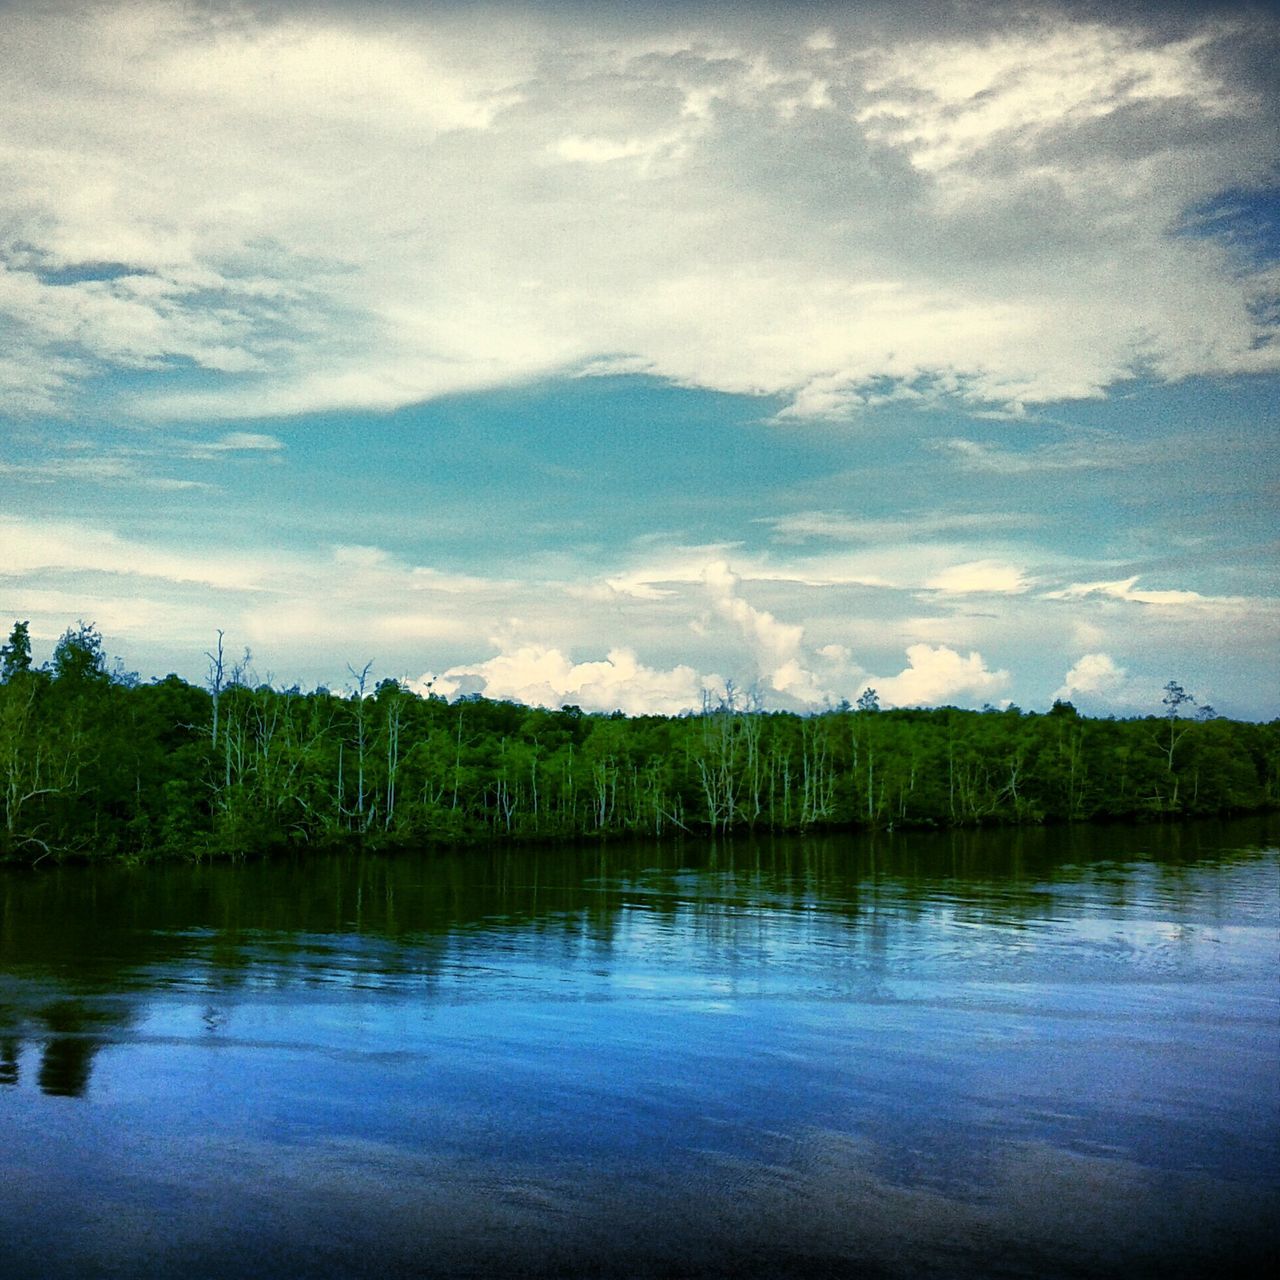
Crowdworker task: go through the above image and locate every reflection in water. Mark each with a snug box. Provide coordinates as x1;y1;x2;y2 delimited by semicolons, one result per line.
0;1035;17;1085
36;1034;97;1098
0;994;133;1097
0;815;1276;1277
2;817;1273;983
35;998;134;1097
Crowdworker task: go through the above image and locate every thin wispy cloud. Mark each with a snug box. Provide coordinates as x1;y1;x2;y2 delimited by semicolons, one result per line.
181;431;287;461
199;432;284;453
762;511;1035;543
932;434;1154;474
0;456;209;492
1043;576;1250;609
0;429;285;492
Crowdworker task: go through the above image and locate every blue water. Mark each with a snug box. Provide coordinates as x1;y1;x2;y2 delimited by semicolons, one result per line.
1;821;1277;1277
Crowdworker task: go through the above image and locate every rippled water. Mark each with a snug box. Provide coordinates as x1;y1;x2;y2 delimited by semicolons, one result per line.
2;819;1277;1278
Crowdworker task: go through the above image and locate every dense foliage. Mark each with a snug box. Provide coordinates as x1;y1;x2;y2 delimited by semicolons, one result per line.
2;622;1277;863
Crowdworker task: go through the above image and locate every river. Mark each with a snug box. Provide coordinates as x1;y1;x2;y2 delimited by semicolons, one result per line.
1;818;1276;1277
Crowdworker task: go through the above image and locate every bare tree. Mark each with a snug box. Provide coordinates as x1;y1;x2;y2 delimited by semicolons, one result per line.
205;630;225;748
346;661;374;828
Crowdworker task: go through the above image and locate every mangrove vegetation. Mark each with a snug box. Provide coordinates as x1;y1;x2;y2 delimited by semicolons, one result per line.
1;620;1276;863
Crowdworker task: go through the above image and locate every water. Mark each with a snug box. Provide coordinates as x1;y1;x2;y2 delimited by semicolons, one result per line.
1;819;1277;1278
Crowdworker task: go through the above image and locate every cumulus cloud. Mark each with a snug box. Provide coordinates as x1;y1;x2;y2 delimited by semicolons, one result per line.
426;646;715;716
1;1;1275;423
423;578;1015;715
3;508;1274;716
702;559;831;703
1053;652;1130;705
876;644;1011;708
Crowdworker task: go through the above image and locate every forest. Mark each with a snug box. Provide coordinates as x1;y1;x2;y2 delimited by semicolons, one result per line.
1;620;1276;863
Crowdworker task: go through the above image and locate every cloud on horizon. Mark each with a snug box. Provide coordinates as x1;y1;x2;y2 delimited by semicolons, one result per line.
4;511;1273;717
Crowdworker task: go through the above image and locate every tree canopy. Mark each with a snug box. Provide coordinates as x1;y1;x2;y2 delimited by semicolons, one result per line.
1;622;1276;863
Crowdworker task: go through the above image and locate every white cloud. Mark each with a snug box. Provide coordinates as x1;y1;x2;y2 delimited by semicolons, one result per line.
199;432;284;454
0;428;283;492
0;514;263;590
876;644;1010;708
0;454;209;491
924;560;1030;594
427;645;715;716
1053;652;1129;705
762;510;1032;543
0;514;513;656
0;2;1275;423
702;559;831;703
933;435;1149;474
1049;651;1197;715
3;512;1275;716
423;584;1011;716
857;24;1238;174
1043;576;1243;608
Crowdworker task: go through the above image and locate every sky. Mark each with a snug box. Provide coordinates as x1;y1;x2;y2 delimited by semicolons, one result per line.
1;0;1278;718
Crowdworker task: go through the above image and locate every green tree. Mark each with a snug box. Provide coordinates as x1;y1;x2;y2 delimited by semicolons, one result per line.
52;622;108;684
1;621;33;683
1156;679;1196;807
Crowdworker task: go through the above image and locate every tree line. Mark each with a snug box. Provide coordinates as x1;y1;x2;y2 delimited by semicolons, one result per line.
1;620;1276;863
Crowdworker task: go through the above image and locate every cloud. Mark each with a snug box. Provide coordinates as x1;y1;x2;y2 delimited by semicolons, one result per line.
703;559;831;703
1043;576;1243;607
194;432;284;454
0;428;284;491
0;515;512;651
425;581;1013;715
1;2;1276;424
876;644;1011;708
933;433;1151;474
923;560;1030;594
0;454;209;491
427;646;715;716
3;510;1275;716
1053;652;1130;705
0;514;263;590
762;510;1033;543
1049;651;1196;715
856;21;1241;174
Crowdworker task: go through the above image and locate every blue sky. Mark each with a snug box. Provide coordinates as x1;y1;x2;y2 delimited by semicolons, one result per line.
1;0;1277;717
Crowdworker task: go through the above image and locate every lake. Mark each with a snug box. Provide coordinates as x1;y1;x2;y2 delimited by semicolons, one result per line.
1;818;1277;1278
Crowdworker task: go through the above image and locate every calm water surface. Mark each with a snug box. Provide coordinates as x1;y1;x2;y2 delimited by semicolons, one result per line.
2;819;1277;1278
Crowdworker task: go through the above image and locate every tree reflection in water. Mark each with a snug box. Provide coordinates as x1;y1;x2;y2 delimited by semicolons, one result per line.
0;816;1274;1280
0;995;131;1097
0;1035;18;1085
